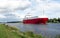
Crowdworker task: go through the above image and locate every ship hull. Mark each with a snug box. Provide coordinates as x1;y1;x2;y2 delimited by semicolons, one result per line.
23;18;48;24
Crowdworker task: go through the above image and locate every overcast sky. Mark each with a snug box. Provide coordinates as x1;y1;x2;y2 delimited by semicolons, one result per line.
0;0;60;22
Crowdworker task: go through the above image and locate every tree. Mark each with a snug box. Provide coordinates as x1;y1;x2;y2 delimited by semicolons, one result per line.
58;18;60;22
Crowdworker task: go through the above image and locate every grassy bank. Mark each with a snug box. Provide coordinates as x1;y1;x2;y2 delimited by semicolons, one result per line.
0;24;43;38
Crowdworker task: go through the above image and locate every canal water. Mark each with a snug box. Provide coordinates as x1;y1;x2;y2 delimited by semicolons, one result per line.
6;23;60;38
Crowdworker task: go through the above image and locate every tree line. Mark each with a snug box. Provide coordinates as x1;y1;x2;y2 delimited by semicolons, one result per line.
48;18;60;23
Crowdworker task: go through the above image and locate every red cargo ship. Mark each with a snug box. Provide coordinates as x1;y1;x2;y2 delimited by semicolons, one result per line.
23;13;48;24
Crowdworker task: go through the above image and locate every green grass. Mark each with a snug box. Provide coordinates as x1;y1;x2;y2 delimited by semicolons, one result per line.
0;24;20;38
55;34;60;38
0;24;43;38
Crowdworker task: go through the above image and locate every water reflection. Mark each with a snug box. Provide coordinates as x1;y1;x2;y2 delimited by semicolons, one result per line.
6;23;60;38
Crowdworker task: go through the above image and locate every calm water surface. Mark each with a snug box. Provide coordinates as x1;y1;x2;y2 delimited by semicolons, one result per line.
6;23;60;38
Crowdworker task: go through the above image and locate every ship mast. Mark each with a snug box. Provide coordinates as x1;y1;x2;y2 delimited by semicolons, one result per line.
42;1;49;16
42;6;44;16
42;3;45;16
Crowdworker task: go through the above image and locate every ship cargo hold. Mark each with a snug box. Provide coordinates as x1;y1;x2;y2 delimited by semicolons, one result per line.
23;15;48;24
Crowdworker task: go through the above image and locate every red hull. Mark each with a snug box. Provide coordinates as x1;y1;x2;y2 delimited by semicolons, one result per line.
23;18;48;24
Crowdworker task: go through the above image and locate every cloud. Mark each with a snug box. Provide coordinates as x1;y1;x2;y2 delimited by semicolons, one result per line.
29;0;60;18
0;0;60;22
0;14;6;18
0;0;31;22
8;1;31;10
0;0;31;13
